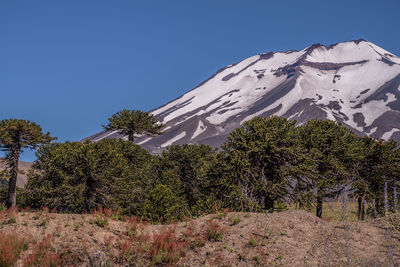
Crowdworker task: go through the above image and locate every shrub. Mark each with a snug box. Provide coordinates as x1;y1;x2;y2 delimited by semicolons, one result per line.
95;217;109;228
0;232;28;267
205;220;224;241
249;238;258;247
39;220;47;227
143;184;185;223
232;217;241;225
216;212;226;220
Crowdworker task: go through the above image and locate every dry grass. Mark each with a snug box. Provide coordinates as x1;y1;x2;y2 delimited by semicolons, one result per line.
0;231;28;266
0;206;398;266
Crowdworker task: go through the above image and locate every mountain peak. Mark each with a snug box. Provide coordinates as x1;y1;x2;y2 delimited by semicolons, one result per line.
85;40;400;152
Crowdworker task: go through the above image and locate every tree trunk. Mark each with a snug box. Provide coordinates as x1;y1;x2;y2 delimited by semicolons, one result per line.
84;181;93;213
376;198;384;217
264;195;274;213
316;192;323;218
7;148;20;209
298;199;303;210
128;131;134;142
357;197;362;220
84;159;95;212
361;199;365;220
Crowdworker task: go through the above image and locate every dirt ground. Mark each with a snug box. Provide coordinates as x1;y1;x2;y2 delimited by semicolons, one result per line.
0;208;398;266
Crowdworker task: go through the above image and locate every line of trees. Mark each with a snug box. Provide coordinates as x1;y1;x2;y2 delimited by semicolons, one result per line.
1;111;399;222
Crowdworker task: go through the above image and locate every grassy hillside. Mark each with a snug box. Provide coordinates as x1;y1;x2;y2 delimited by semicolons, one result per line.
0;207;398;266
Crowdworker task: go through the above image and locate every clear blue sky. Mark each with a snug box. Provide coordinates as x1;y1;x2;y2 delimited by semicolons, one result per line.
1;0;399;161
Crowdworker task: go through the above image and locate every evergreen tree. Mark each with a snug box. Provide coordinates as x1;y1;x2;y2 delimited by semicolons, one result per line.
22;139;153;214
297;120;361;218
143;184;184;223
103;109;163;142
153;144;217;216
0;119;54;208
221;116;301;212
356;137;400;217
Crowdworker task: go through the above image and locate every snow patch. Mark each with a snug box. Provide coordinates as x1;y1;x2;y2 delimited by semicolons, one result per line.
369;127;378;135
137;137;152;145
356;93;396;126
93;130;118;142
161;131;187;148
191;121;207;140
382;128;400;140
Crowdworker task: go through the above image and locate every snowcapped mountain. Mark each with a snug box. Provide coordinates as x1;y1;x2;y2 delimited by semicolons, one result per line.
86;39;400;153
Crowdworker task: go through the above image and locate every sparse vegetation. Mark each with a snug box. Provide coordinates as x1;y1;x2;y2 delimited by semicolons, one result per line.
249;238;258;247
0;208;398;266
94;217;109;228
0;231;28;266
232;216;241;225
3;217;16;225
205;220;224;241
23;235;61;266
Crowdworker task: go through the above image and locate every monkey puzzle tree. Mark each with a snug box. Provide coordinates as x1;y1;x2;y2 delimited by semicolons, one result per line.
297;120;361;218
23;140;146;213
221;116;302;212
0;119;54;208
153;144;217;216
103;109;163;142
355;137;400;218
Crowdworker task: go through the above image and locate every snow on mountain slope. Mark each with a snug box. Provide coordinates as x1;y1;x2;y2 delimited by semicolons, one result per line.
85;39;400;153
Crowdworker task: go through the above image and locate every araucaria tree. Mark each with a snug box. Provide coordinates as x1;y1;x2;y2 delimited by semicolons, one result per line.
153;144;217;217
297;120;361;218
103;109;163;142
356;137;400;218
0;119;54;208
221;116;301;212
23;140;149;213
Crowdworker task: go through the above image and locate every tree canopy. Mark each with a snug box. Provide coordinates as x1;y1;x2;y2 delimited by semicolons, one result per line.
22;139;153;214
103;109;163;142
297;119;362;217
220;116;301;212
3;114;399;223
153;144;217;217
